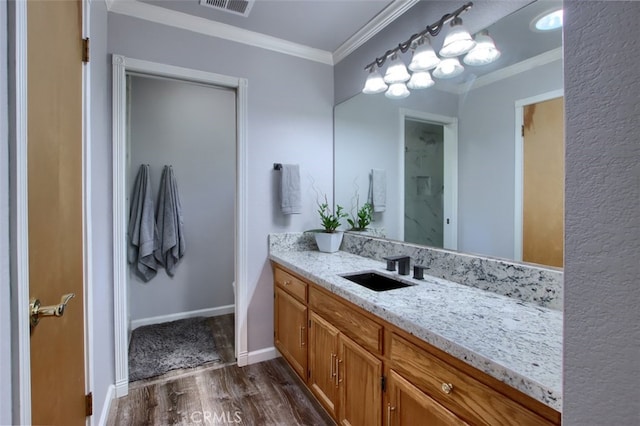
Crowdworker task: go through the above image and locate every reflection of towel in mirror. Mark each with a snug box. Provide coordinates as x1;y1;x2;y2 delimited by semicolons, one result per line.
128;164;160;282
280;164;301;214
154;166;186;276
368;169;386;212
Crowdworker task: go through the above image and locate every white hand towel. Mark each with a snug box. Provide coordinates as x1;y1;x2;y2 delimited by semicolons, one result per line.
368;169;386;213
280;164;302;214
127;164;160;282
154;166;186;276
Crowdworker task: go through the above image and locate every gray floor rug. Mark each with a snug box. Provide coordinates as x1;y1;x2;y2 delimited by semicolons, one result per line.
128;316;221;382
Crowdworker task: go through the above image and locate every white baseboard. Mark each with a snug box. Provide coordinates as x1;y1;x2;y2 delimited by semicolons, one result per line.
114;379;128;398
97;384;115;426
130;305;235;330
247;346;278;365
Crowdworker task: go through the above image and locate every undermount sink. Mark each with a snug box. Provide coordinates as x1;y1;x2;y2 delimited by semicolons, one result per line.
341;271;413;292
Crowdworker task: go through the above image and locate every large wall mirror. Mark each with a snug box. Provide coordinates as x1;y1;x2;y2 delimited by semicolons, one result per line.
335;0;563;269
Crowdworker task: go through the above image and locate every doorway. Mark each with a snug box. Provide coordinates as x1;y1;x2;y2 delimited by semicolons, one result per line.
514;91;564;267
125;74;237;383
112;56;249;397
399;109;458;249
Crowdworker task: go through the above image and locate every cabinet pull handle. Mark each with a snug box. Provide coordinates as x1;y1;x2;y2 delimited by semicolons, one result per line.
329;353;336;380
387;403;396;426
335;357;340;386
338;359;343;384
299;326;305;347
441;382;454;394
284;280;290;286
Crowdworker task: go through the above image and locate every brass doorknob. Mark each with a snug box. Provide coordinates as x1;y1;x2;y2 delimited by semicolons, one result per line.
30;293;75;327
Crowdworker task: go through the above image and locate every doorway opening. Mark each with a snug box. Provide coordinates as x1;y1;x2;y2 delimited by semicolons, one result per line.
125;74;237;384
399;109;458;250
112;56;249;397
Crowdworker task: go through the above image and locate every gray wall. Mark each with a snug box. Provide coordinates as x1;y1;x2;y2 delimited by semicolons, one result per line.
128;76;235;321
563;2;640;424
0;1;12;423
89;0;115;423
457;59;563;259
107;13;334;354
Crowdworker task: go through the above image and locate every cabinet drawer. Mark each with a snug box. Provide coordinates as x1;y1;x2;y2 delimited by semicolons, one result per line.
389;333;555;426
309;287;383;355
274;267;307;303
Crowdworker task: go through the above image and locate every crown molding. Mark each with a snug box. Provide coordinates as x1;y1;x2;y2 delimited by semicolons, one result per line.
433;47;563;95
106;0;334;65
332;0;420;65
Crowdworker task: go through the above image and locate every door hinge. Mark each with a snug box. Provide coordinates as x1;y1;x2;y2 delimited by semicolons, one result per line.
381;375;386;392
308;369;311;379
521;124;524;137
82;38;90;63
85;392;93;416
308;319;311;328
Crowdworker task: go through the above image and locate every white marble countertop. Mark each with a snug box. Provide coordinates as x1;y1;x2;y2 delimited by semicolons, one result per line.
269;248;562;412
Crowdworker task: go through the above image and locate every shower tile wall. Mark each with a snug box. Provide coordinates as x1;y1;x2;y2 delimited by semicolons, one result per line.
404;120;444;247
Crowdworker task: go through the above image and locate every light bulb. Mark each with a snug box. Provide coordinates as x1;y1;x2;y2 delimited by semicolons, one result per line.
433;57;464;79
362;66;388;94
407;71;434;90
439;17;476;58
385;83;410;99
383;53;410;84
464;30;501;66
408;37;440;72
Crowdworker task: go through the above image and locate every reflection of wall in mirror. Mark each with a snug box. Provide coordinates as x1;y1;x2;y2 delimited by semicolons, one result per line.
335;59;563;262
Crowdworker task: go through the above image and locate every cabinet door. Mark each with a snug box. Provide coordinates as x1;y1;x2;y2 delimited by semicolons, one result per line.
387;369;469;426
338;334;383;426
309;311;340;418
275;286;308;379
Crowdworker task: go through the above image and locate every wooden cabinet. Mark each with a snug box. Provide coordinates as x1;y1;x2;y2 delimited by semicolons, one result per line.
274;286;307;380
387;369;468;426
272;263;560;426
308;311;339;418
338;333;383;426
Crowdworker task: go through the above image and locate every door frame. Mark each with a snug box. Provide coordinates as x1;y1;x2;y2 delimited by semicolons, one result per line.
111;55;249;397
513;89;564;261
398;109;458;250
10;1;92;424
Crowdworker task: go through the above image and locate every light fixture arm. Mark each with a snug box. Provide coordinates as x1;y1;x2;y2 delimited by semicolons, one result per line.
364;2;473;71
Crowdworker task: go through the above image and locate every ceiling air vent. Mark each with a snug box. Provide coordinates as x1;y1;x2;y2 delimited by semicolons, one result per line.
199;0;254;17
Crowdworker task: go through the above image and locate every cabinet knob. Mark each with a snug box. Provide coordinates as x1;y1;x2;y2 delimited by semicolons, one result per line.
441;382;454;394
284;280;291;286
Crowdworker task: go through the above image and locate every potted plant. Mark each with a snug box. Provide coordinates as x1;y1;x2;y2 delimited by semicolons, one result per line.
313;197;348;253
347;202;373;231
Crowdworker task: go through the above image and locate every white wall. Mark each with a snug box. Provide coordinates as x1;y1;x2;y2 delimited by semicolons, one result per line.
334;90;457;240
563;2;640;424
107;13;334;354
88;1;115;423
457;59;563;259
0;1;13;423
128;76;235;321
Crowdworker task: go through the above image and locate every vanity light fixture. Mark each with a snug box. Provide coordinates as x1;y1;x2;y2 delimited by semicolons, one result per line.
463;30;501;66
362;2;501;98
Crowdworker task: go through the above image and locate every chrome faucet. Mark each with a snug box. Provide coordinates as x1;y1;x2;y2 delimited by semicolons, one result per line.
383;255;411;276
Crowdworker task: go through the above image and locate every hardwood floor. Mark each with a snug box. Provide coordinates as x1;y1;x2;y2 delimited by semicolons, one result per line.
107;358;335;425
109;314;334;425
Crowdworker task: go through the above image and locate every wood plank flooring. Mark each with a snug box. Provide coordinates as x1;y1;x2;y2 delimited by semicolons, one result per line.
107;358;335;425
109;314;334;425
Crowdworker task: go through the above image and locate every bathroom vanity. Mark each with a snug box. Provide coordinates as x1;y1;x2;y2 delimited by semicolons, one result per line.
269;233;562;425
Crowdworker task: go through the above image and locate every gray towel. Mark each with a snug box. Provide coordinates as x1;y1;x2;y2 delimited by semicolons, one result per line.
154;166;186;276
368;169;386;212
128;164;160;282
280;164;302;214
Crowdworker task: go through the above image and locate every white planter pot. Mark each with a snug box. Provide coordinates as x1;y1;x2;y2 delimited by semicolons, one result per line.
314;231;344;253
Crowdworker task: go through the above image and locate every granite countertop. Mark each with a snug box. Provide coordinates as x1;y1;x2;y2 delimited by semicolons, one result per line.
269;248;562;412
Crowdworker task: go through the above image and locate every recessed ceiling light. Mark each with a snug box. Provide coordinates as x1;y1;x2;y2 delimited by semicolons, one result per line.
532;9;563;32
